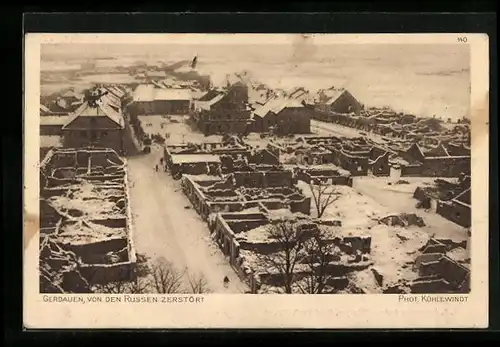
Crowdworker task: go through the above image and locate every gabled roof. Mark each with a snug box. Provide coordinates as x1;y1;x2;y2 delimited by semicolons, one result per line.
325;89;349;105
253;98;305;118
62;100;124;129
406;142;425;158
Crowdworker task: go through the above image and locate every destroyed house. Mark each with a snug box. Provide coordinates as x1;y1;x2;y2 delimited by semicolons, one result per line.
248;149;280;166
210;214;372;293
190;82;252;136
252;98;311;134
411;253;470;293
181;168;311;221
399;143;471;177
289;137;391;177
436;188;471;228
294;164;352;186
413;177;469;206
163;140;251;177
39;148;136;293
167;154;222;179
61;96;126;154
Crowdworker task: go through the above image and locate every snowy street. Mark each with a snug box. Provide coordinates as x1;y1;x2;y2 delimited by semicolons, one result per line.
126;144;249;293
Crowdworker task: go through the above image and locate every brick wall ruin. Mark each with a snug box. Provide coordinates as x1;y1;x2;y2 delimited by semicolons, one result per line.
39;148;136;293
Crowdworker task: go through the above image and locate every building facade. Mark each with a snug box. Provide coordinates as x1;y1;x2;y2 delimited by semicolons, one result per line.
191;82;252;136
252;99;311;134
62;99;125;154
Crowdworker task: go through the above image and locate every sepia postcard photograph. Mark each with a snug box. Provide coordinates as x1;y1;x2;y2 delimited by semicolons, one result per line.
23;33;490;329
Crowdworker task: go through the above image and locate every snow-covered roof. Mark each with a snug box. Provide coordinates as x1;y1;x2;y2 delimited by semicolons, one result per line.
324;89;347;105
64;100;124;129
40;115;70;126
171;154;221;164
253;98;305;118
197;93;225;111
133;84;192;102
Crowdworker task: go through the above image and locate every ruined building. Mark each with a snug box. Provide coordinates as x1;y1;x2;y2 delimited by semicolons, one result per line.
39;148;136;293
181;166;311;221
210;214;372;294
399;142;471;177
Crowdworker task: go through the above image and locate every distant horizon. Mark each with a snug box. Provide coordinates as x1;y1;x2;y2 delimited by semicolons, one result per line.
40;43;470;120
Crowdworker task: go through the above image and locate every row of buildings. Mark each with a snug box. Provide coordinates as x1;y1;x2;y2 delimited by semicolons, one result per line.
160;135;470;294
267;135;471;178
39;85;142;159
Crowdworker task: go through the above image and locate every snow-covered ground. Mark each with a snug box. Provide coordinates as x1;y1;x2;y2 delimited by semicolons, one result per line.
310;119;386;142
139;115;223;144
353;176;468;241
297;177;468;290
126;144;249;293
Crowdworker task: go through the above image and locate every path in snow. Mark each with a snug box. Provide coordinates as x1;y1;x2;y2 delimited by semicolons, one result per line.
127;145;249;293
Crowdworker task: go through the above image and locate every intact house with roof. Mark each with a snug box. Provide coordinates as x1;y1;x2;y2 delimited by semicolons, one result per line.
314;87;363;116
251;98;312;135
190;82;253;136
129;84;193;115
61;96;126;154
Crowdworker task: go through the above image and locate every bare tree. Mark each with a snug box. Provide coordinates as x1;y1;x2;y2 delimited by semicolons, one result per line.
309;179;341;218
150;257;185;294
295;229;339;294
93;277;151;294
186;272;211;294
256;220;308;294
125;277;151;294
96;280;132;294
